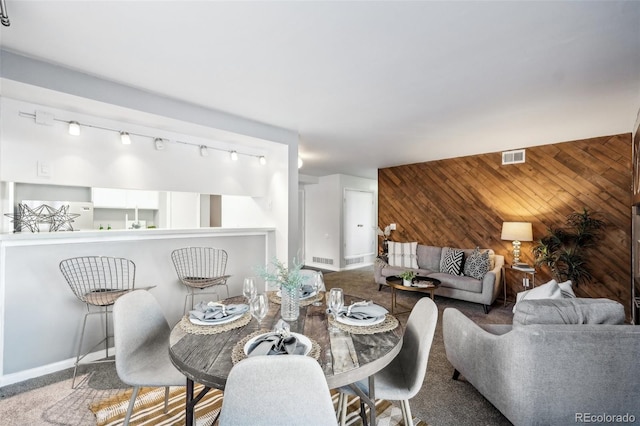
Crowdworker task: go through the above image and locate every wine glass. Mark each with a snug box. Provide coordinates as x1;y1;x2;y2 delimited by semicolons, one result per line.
312;271;324;306
250;293;269;328
243;277;257;303
328;288;344;323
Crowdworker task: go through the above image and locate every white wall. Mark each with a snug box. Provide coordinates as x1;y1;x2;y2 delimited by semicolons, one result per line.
221;195;274;228
0;49;301;264
303;174;378;271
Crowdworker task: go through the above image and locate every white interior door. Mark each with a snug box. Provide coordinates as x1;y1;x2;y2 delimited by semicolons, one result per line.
344;189;375;258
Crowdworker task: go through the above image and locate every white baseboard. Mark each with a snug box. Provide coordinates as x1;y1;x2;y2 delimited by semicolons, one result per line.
0;346;115;388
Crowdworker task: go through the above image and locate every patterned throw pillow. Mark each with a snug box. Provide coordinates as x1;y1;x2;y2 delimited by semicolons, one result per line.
440;247;464;275
463;247;491;280
388;242;419;269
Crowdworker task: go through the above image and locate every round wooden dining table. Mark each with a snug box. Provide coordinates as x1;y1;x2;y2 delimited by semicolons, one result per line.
169;293;403;426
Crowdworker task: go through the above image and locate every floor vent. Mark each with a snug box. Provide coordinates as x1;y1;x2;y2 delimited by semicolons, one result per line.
501;149;526;165
345;257;364;266
312;256;334;265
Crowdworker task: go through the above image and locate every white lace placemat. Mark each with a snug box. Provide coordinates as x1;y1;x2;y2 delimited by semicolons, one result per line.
267;291;324;307
179;312;252;335
327;314;399;335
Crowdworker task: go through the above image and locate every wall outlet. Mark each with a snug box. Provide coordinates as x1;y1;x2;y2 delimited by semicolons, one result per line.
390;223;397;230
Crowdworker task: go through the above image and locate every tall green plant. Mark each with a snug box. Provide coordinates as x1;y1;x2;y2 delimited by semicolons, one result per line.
532;208;605;286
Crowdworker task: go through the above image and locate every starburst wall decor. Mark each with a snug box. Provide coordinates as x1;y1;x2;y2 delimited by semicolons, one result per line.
4;203;80;233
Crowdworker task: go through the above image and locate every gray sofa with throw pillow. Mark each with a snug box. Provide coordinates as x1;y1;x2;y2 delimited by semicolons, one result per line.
374;242;504;313
443;298;639;425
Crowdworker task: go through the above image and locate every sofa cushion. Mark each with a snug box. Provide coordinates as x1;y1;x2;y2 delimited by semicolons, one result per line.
416;245;442;271
387;241;418;269
440;247;464;275
513;298;626;327
429;272;484;293
558;280;576;298
513;279;562;313
463;247;491;280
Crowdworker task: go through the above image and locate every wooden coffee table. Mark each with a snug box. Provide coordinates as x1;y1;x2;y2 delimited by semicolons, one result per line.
386;275;441;314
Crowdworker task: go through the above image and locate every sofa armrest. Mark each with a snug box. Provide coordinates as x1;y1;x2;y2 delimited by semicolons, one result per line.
374;256;388;285
480;254;504;304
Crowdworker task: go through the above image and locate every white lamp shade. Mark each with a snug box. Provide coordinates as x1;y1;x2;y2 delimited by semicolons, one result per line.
501;222;533;242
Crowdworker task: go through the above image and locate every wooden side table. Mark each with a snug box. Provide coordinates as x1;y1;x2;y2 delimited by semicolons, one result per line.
502;265;536;307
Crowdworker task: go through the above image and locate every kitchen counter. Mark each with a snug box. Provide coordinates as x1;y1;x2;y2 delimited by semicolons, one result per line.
0;227;275;386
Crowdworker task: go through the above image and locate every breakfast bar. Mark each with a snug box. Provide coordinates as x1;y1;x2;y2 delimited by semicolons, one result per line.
0;227;275;387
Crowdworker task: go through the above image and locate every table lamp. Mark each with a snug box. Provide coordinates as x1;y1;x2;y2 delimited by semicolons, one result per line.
501;222;533;264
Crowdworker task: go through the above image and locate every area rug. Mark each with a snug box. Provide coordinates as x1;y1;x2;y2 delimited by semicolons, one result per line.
90;385;428;426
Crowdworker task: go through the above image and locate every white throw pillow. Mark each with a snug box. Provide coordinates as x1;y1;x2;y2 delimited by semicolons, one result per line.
388;242;418;269
558;280;576;298
512;279;562;313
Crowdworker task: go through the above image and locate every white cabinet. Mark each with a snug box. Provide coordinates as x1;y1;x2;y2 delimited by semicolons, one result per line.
92;188;159;209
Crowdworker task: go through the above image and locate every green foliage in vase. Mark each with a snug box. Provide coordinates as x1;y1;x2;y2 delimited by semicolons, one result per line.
532;208;605;286
258;257;305;289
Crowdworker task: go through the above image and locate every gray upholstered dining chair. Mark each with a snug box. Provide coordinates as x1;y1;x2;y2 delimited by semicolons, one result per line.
336;296;438;426
171;247;231;313
59;256;137;388
218;355;337;426
113;290;186;426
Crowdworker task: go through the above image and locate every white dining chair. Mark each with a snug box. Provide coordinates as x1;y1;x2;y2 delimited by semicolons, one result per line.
219;355;336;426
336;297;438;426
113;290;186;426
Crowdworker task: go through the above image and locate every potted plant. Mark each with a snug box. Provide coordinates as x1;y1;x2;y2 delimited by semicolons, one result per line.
532;208;605;286
399;270;416;286
377;225;392;254
258;258;305;321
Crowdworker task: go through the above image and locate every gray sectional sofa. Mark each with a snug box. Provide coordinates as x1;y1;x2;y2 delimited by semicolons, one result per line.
443;298;639;425
374;244;504;313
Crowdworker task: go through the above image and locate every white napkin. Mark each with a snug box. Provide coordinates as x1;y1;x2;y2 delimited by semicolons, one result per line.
189;301;249;323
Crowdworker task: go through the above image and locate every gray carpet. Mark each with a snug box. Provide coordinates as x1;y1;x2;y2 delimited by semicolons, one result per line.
0;265;513;425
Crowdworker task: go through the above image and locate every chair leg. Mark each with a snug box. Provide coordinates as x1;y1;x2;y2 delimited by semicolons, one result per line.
124;386;140;426
483;304;489;314
400;399;414;426
339;393;348;426
452;369;461;380
336;393;344;422
164;386;170;414
71;311;90;388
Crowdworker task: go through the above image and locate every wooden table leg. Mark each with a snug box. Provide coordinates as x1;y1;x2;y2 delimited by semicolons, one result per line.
186;378;194;426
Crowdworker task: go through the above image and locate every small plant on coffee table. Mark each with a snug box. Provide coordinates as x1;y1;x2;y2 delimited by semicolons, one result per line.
399;270;416;285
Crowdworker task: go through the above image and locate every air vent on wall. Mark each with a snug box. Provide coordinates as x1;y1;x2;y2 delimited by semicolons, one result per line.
345;257;364;266
312;256;334;265
502;149;525;165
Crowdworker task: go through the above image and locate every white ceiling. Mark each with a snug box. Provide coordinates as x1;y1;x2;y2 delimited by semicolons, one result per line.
1;1;639;179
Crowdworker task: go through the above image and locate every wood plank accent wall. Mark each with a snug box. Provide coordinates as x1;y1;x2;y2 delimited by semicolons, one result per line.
379;134;632;317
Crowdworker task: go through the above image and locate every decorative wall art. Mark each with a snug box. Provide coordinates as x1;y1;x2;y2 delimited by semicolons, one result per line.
4;203;80;232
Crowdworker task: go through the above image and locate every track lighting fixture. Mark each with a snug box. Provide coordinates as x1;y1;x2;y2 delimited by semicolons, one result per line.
120;132;131;145
298;156;303;169
19;110;269;163
68;121;80;136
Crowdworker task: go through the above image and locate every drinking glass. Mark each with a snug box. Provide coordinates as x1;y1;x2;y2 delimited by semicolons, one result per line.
328;288;344;321
250;293;269;328
312;271;324;306
243;277;257;303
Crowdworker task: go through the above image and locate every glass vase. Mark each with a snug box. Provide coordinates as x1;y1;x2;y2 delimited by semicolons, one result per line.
280;284;300;321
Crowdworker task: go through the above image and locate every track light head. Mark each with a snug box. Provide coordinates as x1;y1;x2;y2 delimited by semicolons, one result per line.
298;156;303;169
68;121;80;136
200;145;209;157
259;156;267;165
154;138;166;151
120;132;131;145
230;151;238;161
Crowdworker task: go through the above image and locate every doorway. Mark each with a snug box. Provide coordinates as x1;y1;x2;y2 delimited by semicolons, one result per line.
343;189;375;268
